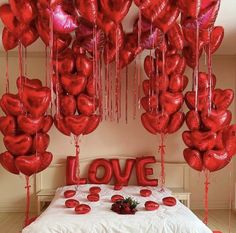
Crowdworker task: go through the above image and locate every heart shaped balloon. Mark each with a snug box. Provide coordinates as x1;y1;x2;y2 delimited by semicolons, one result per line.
182;131;194;148
59;95;76;116
167;112;185;134
203;149;231;172
100;0;132;23
54;33;72;53
141;96;159;112
169;74;188;93
61;74;87;96
17;115;43;135
32;133;50;154
160;92;183;115
0;151;19;174
20;26;39;47
198;72;216;92
183;148;203;171
167;23;184;50
185;91;208;112
2;27;18;51
54;114;71;136
144;55;156;78
15;154;41;176
76;54;93;77
65;115;90;136
141;112;169;134
222;125;236;157
212;89;234;111
201;109;232;132
17;76;42;90
0;93;24;116
0;115;16;136
37;151;53;173
77;94;97;116
86;76;96;97
76;0;98;23
41;115;53;133
186;110;201;130
20;85;51;118
36;17;49;46
83;115;100;135
4;134;32;156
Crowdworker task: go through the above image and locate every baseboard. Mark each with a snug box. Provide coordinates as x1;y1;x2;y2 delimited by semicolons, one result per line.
0;202;36;213
191;200;232;210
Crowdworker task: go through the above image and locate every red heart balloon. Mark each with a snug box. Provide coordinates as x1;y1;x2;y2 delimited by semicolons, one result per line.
41;115;53;133
72;40;86;55
52;74;64;95
197;72;216;92
167;23;184;50
141;112;169;135
142;80;150;96
77;94;97;116
205;26;224;54
55;48;75;74
64;190;76;198
36;17;49;46
185;91;208;112
61;74;87;96
160;92;183;115
54;114;71;136
140;189;152;197
167;112;185;134
191;130;217;151
83;115;100;135
15;155;41;176
169;74;188;93
52;4;78;34
162;197;176;206
20;85;51;118
75;204;91;214
20;26;39;47
4;134;32;156
144;55;155;78
213;89;234;111
222;125;236;157
183;46;203;69
65;199;80;208
86;76;96;97
163;54;181;75
0;115;16;136
17;76;42;90
100;0;132;23
186;110;201;130
76;0;98;23
65;115;90;136
182;131;194;148
9;0;37;24
203;149;231;172
32;133;49;154
183;148;203;171
76;54;93;78
145;201;159;211
38;151;53;173
59;95;76;116
0;151;19;174
141;95;158;112
201;110;232;132
17;115;43;135
0;94;24;116
154;4;180;33
54;33;72;53
2;27;18;51
111;194;124;203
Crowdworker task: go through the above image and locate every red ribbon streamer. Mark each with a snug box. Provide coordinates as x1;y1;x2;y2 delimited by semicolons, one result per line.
158;134;166;188
203;170;210;225
5;51;9;93
24;176;31;227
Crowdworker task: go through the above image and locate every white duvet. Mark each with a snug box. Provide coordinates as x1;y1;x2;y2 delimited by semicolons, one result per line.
23;184;212;233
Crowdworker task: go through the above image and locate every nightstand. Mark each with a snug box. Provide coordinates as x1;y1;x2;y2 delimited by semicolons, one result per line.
171;188;191;208
36;189;56;214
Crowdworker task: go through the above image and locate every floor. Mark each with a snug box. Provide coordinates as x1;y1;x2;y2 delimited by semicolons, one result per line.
0;210;235;233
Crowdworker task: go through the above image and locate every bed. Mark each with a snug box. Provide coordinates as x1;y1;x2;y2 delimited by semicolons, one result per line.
23;184;212;233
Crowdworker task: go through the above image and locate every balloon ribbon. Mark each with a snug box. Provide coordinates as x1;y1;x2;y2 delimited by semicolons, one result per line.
24;176;31;227
158;134;166;188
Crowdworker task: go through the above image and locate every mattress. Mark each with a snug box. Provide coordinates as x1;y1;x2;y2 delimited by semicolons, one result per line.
23;184;212;233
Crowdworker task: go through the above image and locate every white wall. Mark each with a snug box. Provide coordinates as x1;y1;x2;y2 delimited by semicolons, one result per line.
0;52;235;212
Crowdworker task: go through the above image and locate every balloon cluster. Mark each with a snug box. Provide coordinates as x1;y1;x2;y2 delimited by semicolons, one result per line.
183;74;235;172
0;76;53;177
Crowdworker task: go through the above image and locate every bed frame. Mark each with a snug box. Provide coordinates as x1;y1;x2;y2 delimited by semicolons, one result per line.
36;155;191;214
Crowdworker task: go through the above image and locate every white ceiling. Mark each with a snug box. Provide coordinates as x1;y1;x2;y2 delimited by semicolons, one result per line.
0;0;235;55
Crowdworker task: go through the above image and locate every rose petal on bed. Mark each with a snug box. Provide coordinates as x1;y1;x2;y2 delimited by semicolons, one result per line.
162;197;177;206
75;204;91;214
64;190;76;198
140;189;152;197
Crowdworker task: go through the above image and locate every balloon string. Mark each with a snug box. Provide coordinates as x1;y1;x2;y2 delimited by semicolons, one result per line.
24;176;31;227
137;8;142;109
105;49;109;120
5;51;9;93
74;135;80;186
110;64;113;121
125;66;128;124
158;133;166;188
115;27;120;123
228;162;232;233
161;35;166;115
207;28;213;115
18;41;23;78
24;47;28;76
99;54;103;121
133;60;137;120
45;46;48;86
203;170;210;225
55;44;60;115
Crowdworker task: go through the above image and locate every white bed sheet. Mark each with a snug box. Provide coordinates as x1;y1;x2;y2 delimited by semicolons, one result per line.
23;184;212;233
